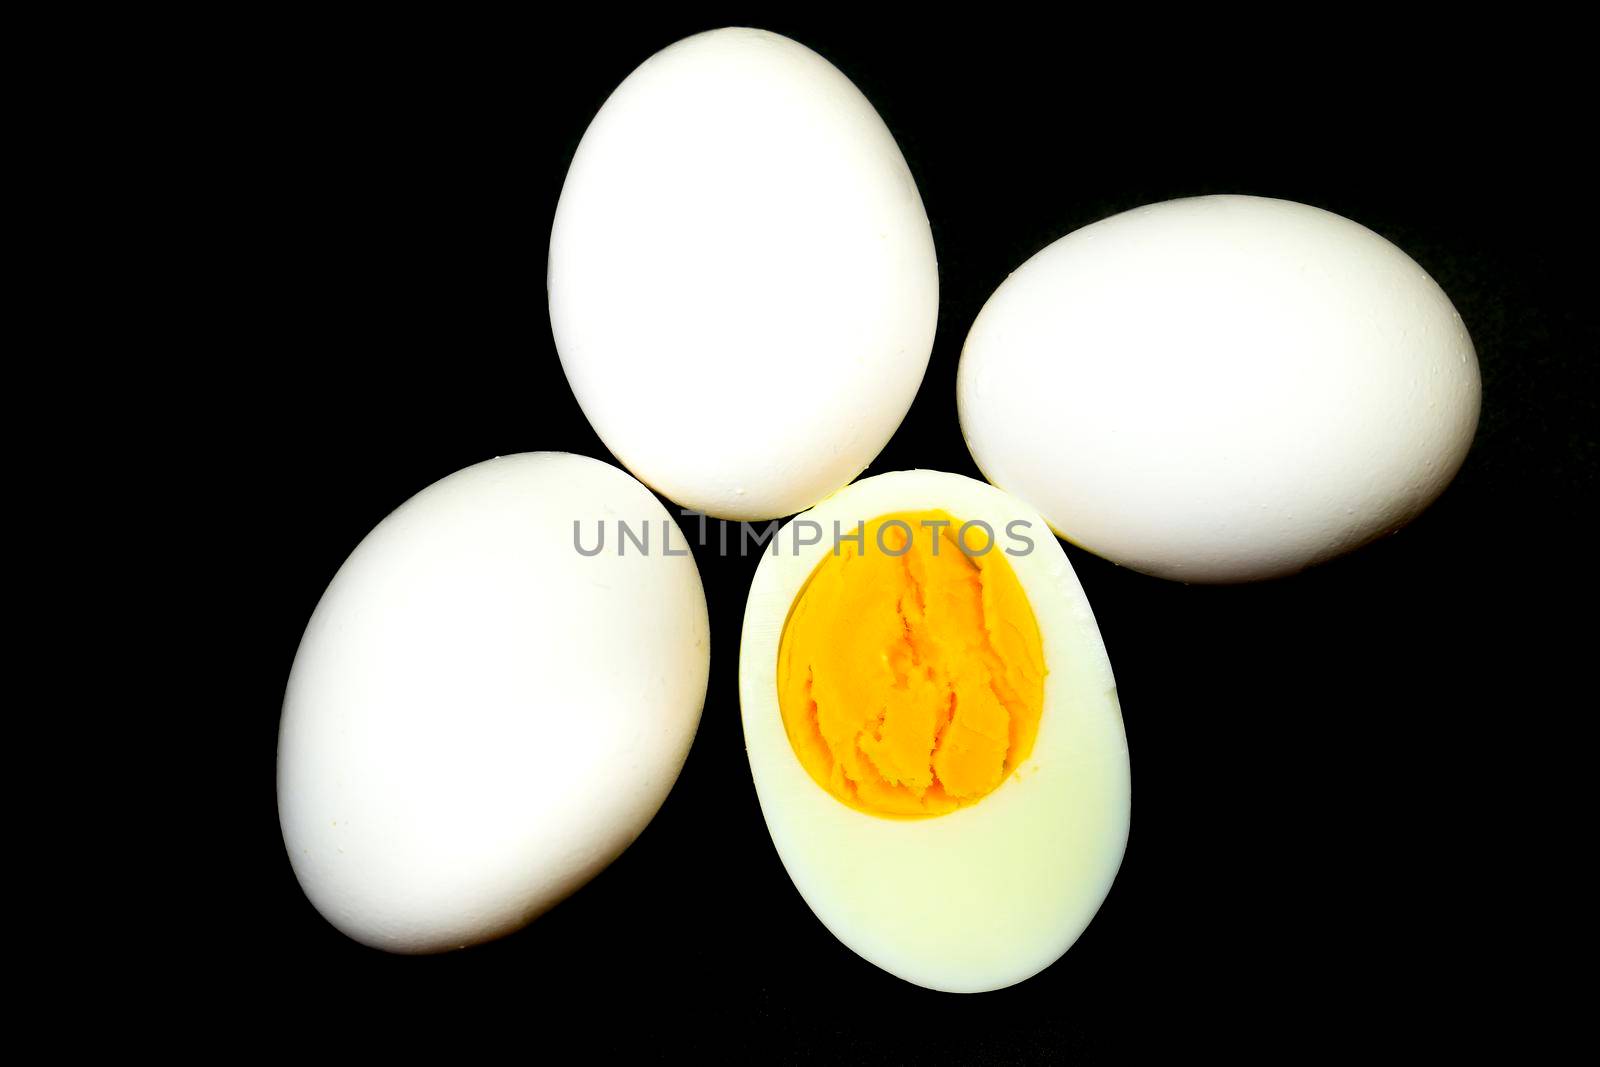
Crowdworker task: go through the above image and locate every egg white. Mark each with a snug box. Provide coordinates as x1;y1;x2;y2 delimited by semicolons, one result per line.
739;470;1130;992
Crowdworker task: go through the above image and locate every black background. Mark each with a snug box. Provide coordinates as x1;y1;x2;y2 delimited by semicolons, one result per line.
235;13;1592;1060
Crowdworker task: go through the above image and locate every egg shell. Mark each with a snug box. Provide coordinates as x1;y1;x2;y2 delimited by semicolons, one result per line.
278;452;709;952
739;470;1131;993
957;194;1481;582
549;27;939;520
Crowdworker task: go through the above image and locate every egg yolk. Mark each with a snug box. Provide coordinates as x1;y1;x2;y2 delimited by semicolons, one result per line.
776;510;1046;818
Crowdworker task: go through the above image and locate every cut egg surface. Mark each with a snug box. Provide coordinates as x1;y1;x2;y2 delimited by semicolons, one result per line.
278;453;710;953
778;510;1046;818
740;471;1130;992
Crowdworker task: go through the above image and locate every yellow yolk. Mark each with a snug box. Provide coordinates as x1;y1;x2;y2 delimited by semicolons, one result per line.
776;510;1046;818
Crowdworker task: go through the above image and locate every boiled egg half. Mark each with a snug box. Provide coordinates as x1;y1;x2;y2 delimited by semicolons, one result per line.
739;470;1130;992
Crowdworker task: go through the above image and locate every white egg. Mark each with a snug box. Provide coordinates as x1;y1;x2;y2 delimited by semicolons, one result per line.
549;28;939;521
958;195;1481;582
278;453;709;952
739;470;1130;993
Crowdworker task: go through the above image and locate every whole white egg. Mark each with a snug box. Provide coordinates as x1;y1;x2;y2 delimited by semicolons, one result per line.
549;28;939;520
958;195;1481;582
278;453;709;952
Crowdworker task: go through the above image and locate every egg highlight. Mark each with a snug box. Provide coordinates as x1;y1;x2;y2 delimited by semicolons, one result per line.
739;470;1130;992
957;194;1481;582
278;452;710;952
549;28;939;520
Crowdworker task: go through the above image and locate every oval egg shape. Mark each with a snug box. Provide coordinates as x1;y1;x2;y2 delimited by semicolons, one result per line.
549;28;939;521
957;194;1481;583
738;470;1131;992
278;452;710;952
